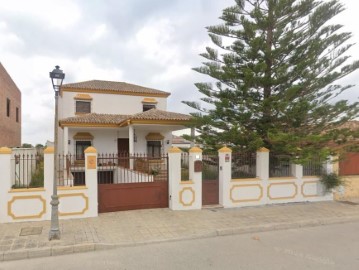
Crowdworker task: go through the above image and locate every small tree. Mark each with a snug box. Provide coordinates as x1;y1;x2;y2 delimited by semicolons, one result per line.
21;143;33;148
184;0;359;161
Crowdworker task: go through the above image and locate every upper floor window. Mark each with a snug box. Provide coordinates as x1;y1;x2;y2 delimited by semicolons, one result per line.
76;101;91;114
143;104;156;112
16;107;19;122
74;93;92;114
6;98;10;117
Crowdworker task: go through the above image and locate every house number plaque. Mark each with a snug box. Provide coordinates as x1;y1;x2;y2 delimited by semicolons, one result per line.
87;156;97;169
194;160;202;172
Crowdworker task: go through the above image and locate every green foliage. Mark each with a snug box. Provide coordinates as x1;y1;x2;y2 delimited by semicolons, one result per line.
184;0;359;161
30;161;44;188
320;172;344;193
21;143;33;148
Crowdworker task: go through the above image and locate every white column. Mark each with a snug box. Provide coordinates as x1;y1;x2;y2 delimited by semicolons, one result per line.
218;147;232;208
128;124;134;169
168;147;182;210
63;127;69;154
291;164;303;179
0;147;12;223
256;147;269;180
257;147;269;203
325;156;334;174
84;146;98;217
188;146;202;209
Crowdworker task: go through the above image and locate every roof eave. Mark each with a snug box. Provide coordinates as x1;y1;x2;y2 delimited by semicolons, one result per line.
60;87;171;98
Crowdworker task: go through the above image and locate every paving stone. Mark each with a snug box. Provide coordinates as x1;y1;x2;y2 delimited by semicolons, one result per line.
28;248;51;259
0;201;358;262
3;250;28;261
51;245;74;256
73;243;95;253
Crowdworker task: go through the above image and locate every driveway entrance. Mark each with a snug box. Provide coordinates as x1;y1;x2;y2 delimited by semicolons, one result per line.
97;153;168;213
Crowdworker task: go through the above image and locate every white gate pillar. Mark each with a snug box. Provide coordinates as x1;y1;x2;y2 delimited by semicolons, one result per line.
85;146;98;217
187;147;202;209
168;147;182;210
0;147;12;222
218;146;232;207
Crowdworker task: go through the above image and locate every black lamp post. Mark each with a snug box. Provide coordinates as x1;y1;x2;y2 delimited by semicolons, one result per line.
49;65;65;240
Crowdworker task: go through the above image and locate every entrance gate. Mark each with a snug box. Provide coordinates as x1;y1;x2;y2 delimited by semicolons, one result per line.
97;153;168;213
202;153;219;205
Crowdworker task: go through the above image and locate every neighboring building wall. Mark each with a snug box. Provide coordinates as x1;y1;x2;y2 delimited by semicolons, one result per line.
0;63;21;147
333;153;359;200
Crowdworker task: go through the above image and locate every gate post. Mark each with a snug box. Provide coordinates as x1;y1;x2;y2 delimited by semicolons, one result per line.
0;147;12;223
257;147;269;203
85;147;98;217
188;146;202;209
168;147;182;210
218;146;232;208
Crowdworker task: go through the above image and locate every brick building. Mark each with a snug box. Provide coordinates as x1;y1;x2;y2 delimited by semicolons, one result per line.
0;63;21;147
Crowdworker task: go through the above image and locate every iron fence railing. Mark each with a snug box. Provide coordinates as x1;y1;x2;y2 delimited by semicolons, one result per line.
97;153;168;184
12;154;44;188
202;153;218;181
269;153;292;177
232;152;257;178
303;157;325;176
57;154;86;186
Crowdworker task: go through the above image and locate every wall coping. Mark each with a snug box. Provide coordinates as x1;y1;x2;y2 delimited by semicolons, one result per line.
168;146;182;153
218;146;232;153
44;147;54;154
189;146;202;153
0;147;12;154
84;146;97;153
258;147;270;152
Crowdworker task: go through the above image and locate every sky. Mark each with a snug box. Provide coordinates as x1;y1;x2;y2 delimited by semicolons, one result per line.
0;0;358;145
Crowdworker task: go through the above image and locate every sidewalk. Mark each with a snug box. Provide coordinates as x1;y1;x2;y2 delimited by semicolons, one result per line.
1;201;359;261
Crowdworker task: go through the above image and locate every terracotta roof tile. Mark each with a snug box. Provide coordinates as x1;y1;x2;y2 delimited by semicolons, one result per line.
59;109;191;126
61;80;170;96
131;109;191;121
60;113;130;125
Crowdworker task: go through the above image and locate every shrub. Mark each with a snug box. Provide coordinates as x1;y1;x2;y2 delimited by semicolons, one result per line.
30;161;44;188
320;173;344;193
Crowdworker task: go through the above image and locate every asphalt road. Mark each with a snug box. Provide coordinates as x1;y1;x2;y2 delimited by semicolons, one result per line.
1;221;359;270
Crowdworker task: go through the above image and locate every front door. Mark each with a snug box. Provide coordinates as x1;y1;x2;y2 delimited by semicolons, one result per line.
117;138;129;168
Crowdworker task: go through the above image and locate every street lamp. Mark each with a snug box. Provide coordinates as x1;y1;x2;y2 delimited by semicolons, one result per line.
49;65;65;240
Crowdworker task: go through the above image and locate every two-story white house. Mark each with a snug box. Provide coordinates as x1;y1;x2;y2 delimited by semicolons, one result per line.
58;80;191;161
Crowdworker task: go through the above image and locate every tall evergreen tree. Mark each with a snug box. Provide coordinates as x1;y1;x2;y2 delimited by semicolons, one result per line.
184;0;359;160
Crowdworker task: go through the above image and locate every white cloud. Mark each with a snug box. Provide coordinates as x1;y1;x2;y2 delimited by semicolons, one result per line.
0;0;81;30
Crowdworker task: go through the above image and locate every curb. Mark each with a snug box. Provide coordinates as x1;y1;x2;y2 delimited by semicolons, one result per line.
1;215;359;262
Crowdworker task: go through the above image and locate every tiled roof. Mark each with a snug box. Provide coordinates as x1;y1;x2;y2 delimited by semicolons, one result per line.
60;113;130;125
131;109;191;121
172;135;191;144
61;80;170;97
59;109;191;126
